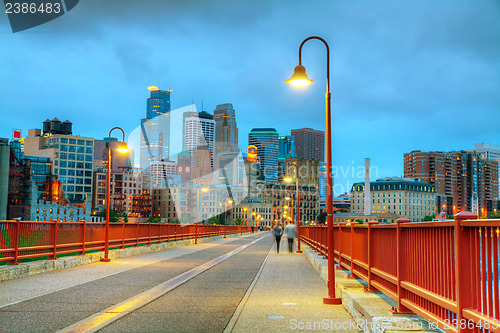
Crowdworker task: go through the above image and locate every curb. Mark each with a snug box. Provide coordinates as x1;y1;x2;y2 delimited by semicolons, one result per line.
302;245;441;333
0;233;249;282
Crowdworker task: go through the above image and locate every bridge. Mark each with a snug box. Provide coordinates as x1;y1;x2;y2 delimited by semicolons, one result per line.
0;213;499;332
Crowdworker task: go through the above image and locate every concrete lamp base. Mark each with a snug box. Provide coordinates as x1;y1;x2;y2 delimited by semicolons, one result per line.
323;297;342;305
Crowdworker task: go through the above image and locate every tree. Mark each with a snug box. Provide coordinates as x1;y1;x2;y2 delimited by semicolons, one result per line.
316;212;327;224
123;215;128;223
208;213;224;225
98;208;122;222
423;214;436;222
354;219;363;224
486;211;500;219
147;215;161;223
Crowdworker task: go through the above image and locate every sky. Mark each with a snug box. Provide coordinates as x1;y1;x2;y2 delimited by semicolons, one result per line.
1;0;499;195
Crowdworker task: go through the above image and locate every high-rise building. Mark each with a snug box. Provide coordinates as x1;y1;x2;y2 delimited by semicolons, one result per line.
183;111;215;166
470;143;500;197
278;136;297;160
192;144;212;183
0;138;10;220
213;103;241;187
94;138;133;172
213;103;238;155
23;120;94;204
140;86;172;170
177;147;192;183
150;160;178;187
248;128;279;182
404;150;499;216
291;128;325;162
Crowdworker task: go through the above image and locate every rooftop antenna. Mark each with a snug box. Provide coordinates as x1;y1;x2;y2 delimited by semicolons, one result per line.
201;100;204;111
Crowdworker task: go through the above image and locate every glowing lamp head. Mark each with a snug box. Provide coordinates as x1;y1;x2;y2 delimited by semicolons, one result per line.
286;65;313;87
117;142;130;154
228;199;233;204
201;187;209;192
284;177;293;183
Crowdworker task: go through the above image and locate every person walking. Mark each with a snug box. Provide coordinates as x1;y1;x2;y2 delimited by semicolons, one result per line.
272;223;284;253
284;221;297;253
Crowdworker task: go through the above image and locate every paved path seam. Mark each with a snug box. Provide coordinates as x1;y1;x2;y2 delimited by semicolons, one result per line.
57;234;270;333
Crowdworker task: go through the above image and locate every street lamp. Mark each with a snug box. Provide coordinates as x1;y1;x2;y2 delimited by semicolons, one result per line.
102;127;129;262
284;164;302;253
224;199;233;238
286;36;340;304
242;207;247;235
195;186;209;244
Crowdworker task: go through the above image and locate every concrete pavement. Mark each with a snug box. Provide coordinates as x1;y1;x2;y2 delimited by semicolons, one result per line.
229;248;359;333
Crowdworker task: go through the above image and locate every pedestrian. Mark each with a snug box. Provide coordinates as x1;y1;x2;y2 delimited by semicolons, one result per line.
284;221;297;253
272;223;283;253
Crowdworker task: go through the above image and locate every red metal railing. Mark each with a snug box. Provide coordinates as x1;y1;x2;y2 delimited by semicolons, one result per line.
300;212;500;333
0;219;251;265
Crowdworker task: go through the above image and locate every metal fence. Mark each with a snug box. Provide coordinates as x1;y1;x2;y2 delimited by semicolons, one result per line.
300;212;500;333
0;219;251;265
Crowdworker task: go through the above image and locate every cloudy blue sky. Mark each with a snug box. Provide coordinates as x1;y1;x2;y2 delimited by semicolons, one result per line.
1;0;499;194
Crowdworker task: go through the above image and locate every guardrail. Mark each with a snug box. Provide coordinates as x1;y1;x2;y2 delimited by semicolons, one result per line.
0;220;251;265
300;212;500;333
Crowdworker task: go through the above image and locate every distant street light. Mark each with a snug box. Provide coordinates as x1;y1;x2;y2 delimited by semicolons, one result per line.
224;199;233;238
195;186;209;244
286;36;340;305
284;164;302;253
102;127;129;262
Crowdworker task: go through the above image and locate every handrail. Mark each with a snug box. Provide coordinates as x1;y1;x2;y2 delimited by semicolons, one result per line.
0;221;252;265
299;214;500;333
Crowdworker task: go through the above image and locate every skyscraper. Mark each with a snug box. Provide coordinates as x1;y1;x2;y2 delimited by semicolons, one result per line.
471;143;500;197
291;128;325;162
248;128;279;182
213;103;241;187
404;150;499;216
213;103;238;155
183;111;215;166
140;86;172;170
278;135;297;160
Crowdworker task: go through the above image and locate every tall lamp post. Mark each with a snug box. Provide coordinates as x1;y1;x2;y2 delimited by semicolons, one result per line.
102;127;129;262
224;199;233;238
286;36;340;304
195;186;209;244
284;163;302;253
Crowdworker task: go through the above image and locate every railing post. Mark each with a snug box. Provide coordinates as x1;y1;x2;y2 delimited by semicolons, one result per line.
347;222;359;278
148;222;152;245
364;220;379;292
158;223;162;243
135;222;139;247
454;211;477;333
121;221;125;249
9;219;21;265
338;223;346;269
391;218;413;314
49;219;58;260
80;220;86;255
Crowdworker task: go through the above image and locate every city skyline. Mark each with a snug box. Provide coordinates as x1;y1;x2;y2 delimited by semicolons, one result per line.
1;0;499;194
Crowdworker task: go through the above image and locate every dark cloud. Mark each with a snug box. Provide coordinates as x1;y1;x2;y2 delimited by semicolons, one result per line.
0;0;498;193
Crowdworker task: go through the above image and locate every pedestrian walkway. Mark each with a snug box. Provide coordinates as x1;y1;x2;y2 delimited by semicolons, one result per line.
0;234;253;308
228;250;360;333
